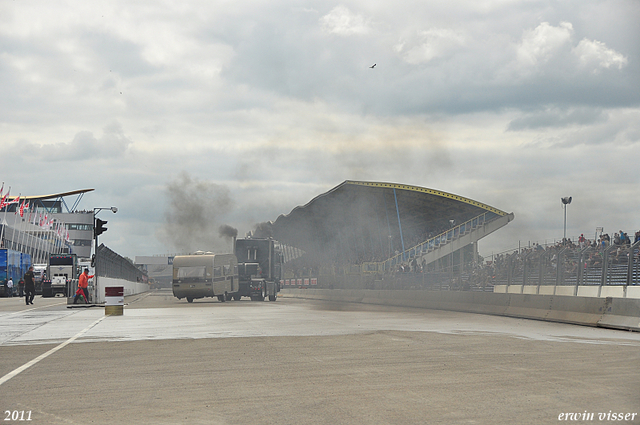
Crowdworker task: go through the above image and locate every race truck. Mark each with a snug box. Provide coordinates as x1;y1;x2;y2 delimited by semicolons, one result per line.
43;253;78;297
234;237;283;301
172;252;238;303
33;264;47;295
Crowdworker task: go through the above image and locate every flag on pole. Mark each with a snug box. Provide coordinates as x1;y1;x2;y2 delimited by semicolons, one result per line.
19;200;28;217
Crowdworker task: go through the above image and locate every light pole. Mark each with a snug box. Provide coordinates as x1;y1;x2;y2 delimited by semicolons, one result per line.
561;197;572;240
92;207;117;302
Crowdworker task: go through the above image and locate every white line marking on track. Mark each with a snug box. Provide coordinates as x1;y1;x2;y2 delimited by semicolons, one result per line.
0;315;107;386
0;301;68;317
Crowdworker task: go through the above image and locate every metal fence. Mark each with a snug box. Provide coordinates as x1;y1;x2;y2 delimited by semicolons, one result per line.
491;241;640;287
95;243;146;282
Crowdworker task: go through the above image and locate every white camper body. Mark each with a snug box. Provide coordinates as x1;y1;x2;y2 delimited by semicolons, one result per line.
172;253;238;303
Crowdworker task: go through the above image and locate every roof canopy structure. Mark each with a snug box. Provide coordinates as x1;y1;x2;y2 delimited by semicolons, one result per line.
272;180;511;265
4;189;94;213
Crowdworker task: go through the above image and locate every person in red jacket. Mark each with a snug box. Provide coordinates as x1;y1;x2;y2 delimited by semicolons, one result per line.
73;269;94;304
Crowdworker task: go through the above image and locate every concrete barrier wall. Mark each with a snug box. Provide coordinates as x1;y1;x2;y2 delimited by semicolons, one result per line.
507;285;523;294
506;285;638;299
554;286;575;296
538;286;555;296
600;286;625;298
282;288;640;332
576;286;599;297
627;287;640;299
95;277;149;303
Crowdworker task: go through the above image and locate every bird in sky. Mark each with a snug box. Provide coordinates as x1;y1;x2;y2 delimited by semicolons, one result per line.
369;63;376;68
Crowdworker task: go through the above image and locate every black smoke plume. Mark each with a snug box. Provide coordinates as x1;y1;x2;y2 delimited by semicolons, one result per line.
219;224;238;239
159;171;234;253
253;221;273;238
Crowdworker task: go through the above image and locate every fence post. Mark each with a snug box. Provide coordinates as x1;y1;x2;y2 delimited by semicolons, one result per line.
627;241;640;286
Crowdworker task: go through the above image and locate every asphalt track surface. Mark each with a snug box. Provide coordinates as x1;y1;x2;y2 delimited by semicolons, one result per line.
0;289;638;425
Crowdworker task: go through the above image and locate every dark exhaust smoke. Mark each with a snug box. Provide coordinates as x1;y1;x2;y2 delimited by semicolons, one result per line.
159;171;234;253
253;221;273;238
219;224;238;239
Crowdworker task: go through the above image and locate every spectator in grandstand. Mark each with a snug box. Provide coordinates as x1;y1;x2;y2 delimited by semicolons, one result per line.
578;234;586;249
614;232;622;245
636;230;640;244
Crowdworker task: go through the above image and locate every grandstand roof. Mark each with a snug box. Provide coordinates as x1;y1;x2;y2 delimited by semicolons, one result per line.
16;189;94;201
272;180;510;263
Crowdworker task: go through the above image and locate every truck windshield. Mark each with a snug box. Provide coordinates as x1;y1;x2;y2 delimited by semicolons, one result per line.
177;266;206;279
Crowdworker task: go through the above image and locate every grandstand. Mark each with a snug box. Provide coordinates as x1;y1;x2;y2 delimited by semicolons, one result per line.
272;180;514;276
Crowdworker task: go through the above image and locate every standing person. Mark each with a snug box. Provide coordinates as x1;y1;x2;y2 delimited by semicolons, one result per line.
23;266;35;305
73;269;94;304
6;277;13;297
18;278;24;298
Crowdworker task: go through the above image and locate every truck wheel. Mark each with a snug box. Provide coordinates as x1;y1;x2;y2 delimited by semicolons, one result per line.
217;295;226;302
233;294;241;301
225;293;232;301
268;294;277;301
187;297;193;303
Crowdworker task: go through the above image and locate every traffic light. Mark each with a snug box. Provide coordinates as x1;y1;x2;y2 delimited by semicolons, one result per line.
95;218;108;237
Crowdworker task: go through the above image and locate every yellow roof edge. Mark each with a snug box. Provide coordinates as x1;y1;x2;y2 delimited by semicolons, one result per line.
344;180;508;216
5;189;95;201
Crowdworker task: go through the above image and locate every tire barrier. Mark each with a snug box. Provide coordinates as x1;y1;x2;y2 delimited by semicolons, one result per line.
281;288;640;332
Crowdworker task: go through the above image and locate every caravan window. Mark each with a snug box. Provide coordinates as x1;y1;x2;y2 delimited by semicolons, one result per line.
213;266;222;277
177;266;206;279
223;264;231;275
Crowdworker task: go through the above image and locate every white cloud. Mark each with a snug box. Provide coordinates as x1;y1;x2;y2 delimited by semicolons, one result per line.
320;5;371;36
573;38;628;72
395;28;466;64
17;122;132;162
516;22;573;68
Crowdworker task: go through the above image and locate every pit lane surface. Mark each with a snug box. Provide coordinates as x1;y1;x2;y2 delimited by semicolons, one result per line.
0;289;638;425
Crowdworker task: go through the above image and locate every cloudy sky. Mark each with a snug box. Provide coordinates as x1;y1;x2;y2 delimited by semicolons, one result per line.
1;0;639;259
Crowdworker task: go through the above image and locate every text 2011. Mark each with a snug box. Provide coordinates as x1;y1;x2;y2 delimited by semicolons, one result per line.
3;411;32;421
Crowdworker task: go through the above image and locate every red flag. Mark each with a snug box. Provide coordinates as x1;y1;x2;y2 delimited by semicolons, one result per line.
19;201;28;217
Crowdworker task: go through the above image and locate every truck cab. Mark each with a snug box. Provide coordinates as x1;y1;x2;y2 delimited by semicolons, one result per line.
235;238;283;301
44;254;78;297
